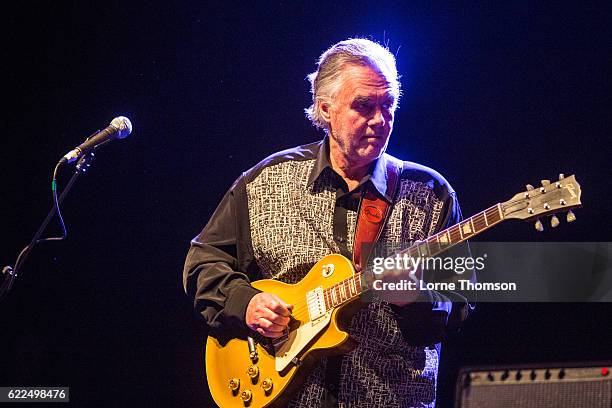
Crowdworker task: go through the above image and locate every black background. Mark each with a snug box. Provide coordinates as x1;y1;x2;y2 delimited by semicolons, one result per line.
1;2;611;407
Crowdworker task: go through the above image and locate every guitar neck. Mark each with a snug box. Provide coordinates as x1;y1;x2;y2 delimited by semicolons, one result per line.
322;203;506;309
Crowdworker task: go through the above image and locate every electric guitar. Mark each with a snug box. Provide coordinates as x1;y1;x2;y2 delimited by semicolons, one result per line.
205;175;582;407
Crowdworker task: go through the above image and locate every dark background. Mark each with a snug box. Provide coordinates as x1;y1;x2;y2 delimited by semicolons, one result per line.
1;1;611;407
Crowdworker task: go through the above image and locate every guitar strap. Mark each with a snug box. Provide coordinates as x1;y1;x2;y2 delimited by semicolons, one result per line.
324;156;402;406
352;156;402;270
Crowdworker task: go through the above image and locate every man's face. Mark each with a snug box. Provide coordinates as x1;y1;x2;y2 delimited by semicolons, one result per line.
323;64;396;168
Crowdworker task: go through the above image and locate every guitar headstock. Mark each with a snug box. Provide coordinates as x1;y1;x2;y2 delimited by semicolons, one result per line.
501;174;582;230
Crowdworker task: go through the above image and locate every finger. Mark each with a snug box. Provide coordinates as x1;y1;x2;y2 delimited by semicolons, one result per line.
256;327;285;338
257;318;286;332
268;297;293;316
261;308;290;326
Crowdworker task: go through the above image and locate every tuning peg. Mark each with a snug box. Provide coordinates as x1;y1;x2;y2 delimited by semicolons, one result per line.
526;184;534;191
566;210;576;223
551;215;560;228
535;219;544;232
559;173;565;180
541;179;550;186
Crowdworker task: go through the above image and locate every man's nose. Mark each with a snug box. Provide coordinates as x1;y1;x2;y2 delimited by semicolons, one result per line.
369;108;385;128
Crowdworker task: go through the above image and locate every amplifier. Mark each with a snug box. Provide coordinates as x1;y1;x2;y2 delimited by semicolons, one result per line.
455;362;612;408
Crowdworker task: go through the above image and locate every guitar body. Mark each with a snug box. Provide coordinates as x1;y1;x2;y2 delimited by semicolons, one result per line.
206;254;359;408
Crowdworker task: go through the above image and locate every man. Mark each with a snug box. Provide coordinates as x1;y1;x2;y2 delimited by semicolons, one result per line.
184;38;472;407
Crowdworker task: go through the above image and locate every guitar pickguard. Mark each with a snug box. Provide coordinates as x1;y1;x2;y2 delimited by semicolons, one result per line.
274;310;333;372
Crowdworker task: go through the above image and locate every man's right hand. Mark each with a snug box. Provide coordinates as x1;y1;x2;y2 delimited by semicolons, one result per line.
245;293;293;338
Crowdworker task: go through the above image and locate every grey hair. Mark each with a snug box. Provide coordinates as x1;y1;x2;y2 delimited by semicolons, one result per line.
304;38;401;130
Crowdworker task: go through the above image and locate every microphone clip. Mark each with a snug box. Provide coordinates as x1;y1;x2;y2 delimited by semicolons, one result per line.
76;151;96;173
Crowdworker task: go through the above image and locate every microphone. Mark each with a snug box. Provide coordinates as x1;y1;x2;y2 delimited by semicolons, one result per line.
62;116;133;164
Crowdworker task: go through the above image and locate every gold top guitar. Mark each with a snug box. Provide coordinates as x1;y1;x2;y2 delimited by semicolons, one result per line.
205;174;582;408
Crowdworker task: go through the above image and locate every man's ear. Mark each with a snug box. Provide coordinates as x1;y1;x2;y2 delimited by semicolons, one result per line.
319;100;332;123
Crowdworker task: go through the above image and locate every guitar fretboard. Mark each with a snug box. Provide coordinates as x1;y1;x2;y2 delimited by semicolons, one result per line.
322;204;504;309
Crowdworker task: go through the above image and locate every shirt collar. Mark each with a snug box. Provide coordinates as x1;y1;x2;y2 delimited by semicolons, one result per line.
306;137;393;202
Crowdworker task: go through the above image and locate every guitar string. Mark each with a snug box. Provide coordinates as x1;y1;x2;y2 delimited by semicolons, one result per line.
288;208;500;319
288;277;361;320
288;187;568;320
283;194;556;321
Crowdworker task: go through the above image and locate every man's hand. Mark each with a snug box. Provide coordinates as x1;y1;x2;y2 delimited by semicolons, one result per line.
376;258;423;307
245;293;293;338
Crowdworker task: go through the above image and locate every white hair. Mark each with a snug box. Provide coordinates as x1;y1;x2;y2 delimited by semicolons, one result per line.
305;38;401;129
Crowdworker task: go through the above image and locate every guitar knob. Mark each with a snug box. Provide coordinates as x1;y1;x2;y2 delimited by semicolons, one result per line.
551;215;560;228
247;365;259;379
228;378;240;391
261;378;273;392
240;389;252;403
567;210;576;223
534;219;544;232
541;179;550;186
559;173;565;180
526;184;534;191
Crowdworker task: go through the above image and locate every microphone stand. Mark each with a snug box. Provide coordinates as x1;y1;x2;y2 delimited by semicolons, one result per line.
0;152;96;302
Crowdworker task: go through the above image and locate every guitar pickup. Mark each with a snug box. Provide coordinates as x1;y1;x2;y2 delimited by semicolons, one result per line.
306;286;326;321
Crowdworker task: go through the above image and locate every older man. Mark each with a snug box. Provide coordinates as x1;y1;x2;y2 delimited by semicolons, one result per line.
184;38;472;407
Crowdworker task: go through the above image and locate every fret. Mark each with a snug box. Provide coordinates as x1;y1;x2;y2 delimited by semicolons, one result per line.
417;242;429;257
483;210;489;227
470;217;476;234
427;236;441;257
331;285;337;306
350;276;358;297
324;289;330;309
335;285;341;304
484;205;501;225
471;213;482;233
407;246;420;260
356;274;363;294
340;282;347;301
425;239;433;257
485;208;495;224
497;203;503;220
460;220;473;237
438;230;451;247
449;225;462;244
